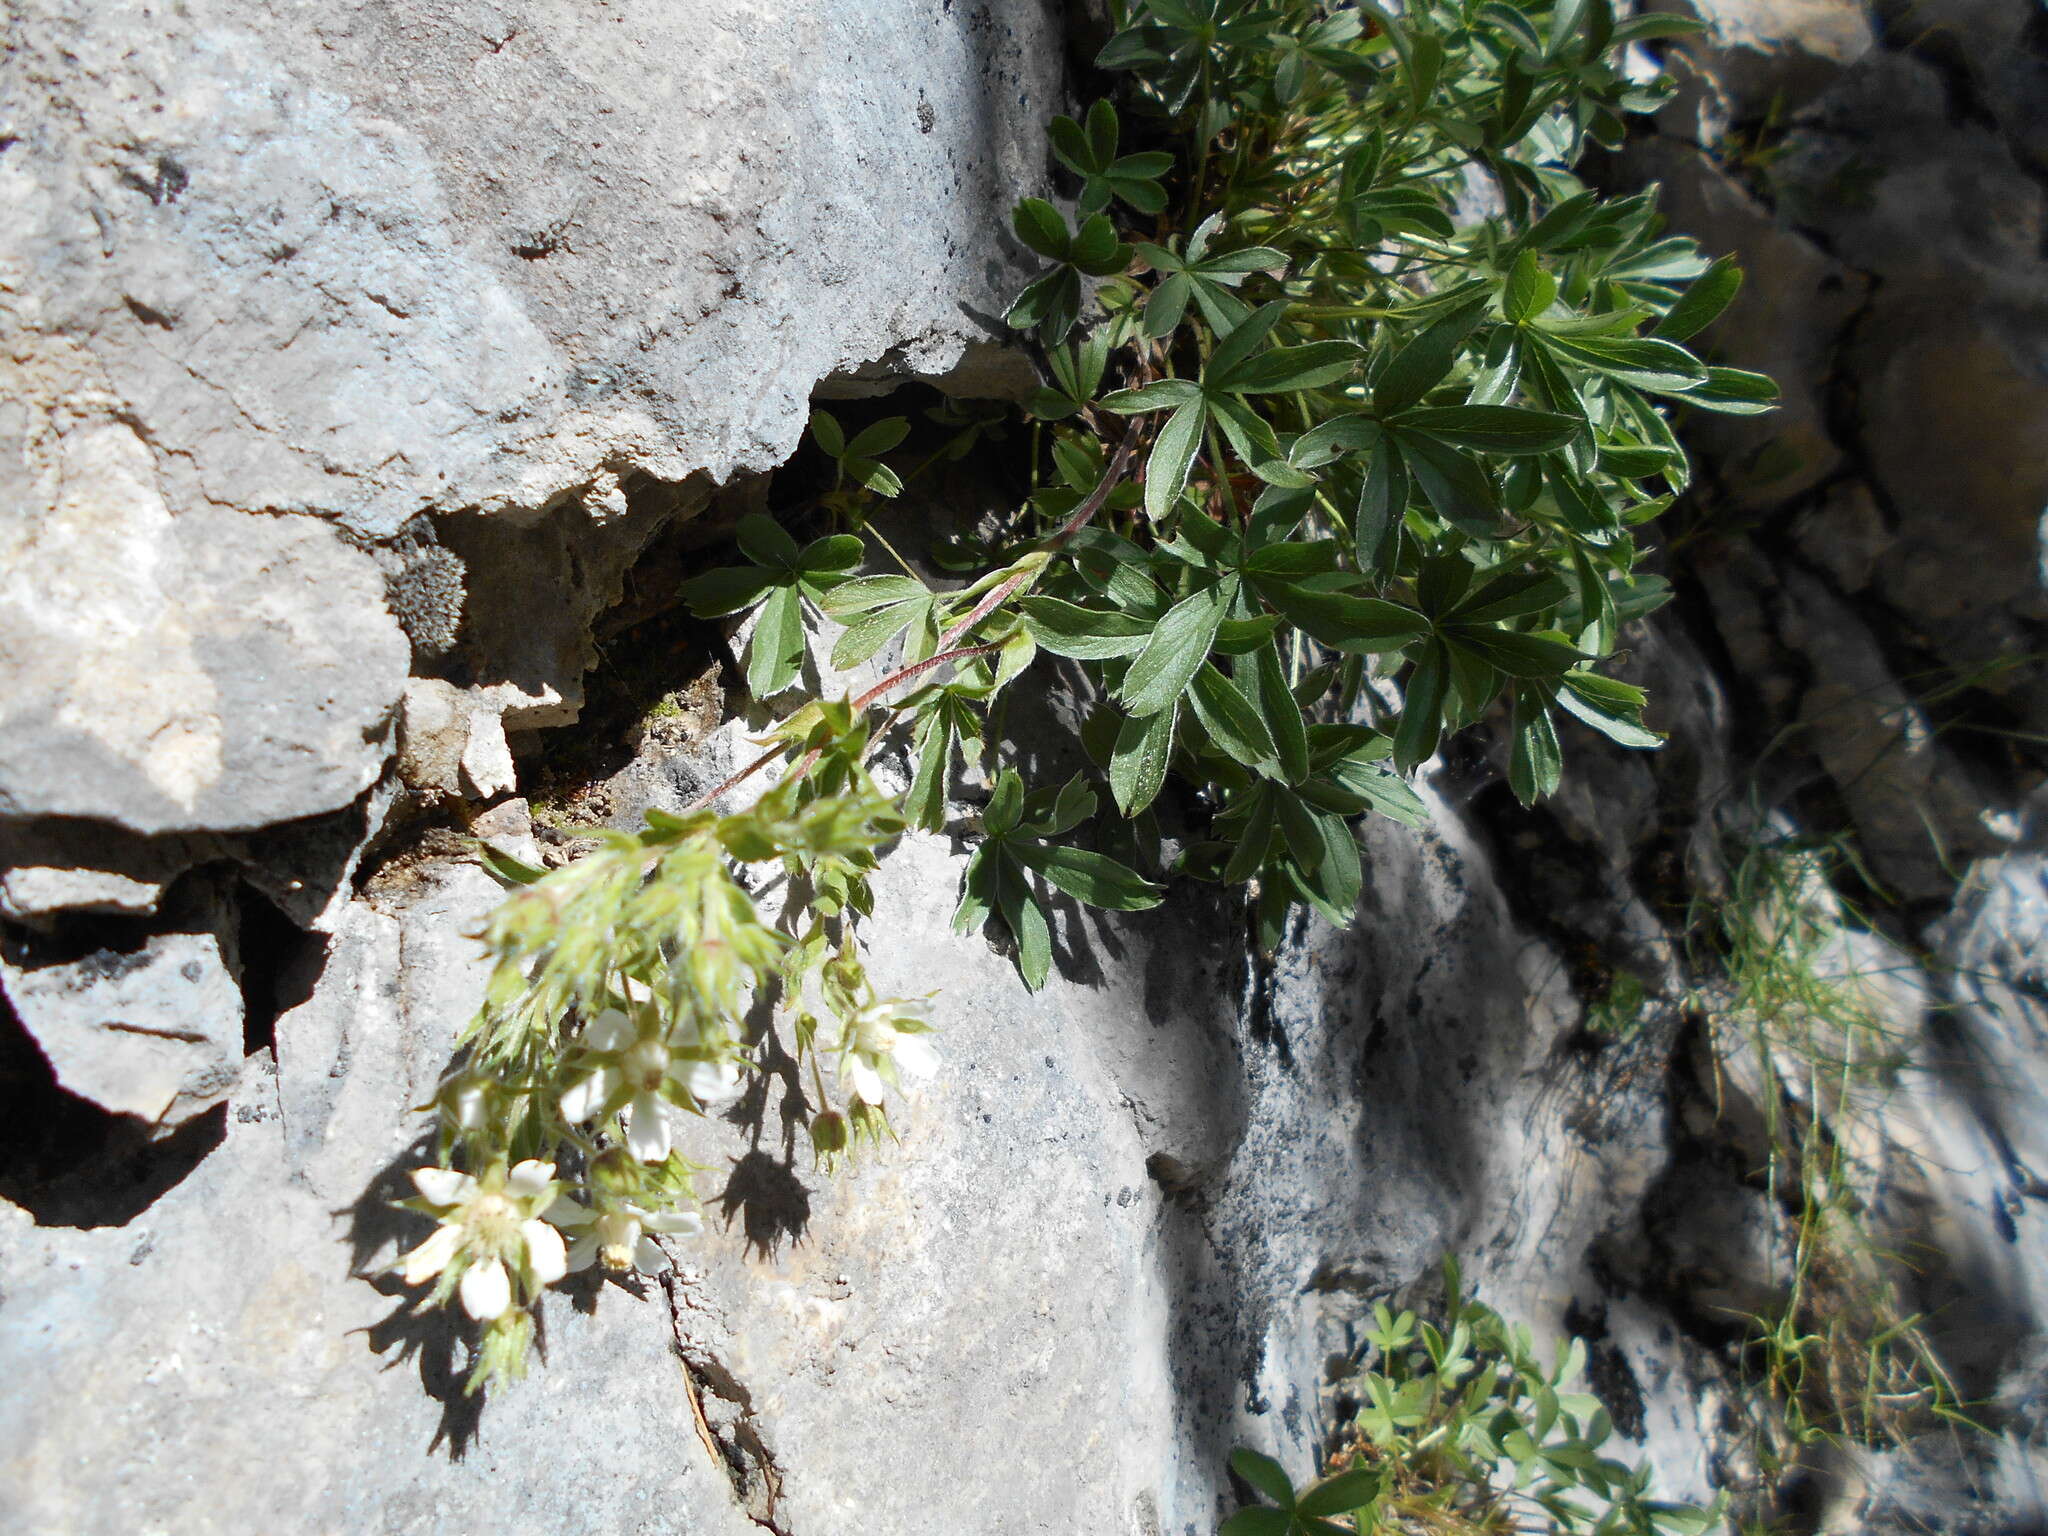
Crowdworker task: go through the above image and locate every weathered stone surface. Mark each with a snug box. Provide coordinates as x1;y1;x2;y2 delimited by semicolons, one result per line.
0;0;1064;859
0;494;410;834
0;877;243;1127
3;0;1061;535
0;860;759;1536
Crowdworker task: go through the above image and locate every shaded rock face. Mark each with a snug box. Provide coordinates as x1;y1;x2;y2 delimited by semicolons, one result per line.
1;4;2047;1536
1630;0;2048;901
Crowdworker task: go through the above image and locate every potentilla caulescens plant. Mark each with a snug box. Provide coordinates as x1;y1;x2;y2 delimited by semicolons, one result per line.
393;0;1774;1393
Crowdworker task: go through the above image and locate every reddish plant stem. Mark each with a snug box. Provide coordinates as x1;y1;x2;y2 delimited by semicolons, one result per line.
679;429;1137;816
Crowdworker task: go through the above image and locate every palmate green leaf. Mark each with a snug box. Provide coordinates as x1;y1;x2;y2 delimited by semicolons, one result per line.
1120;581;1229;717
1110;702;1177;817
1006;265;1082;339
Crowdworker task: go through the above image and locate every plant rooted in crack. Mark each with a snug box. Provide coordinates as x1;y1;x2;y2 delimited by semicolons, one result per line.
386;0;1776;1394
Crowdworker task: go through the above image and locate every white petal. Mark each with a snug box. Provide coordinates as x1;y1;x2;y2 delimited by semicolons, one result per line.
459;1257;512;1322
624;1092;671;1162
452;1082;487;1129
560;1065;620;1124
521;1219;568;1286
847;1059;886;1105
619;976;654;1005
410;1167;476;1208
687;1058;744;1104
543;1195;594;1230
506;1159;556;1198
565;1235;599;1272
892;1034;940;1080
400;1224;463;1285
641;1208;704;1237
585;1009;635;1051
633;1234;673;1275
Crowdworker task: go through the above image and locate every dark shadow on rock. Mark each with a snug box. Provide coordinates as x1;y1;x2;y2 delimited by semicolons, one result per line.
716;1148;812;1260
0;989;227;1227
343;1125;492;1459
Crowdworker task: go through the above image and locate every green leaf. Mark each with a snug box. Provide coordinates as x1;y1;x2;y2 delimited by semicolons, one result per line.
831;599;924;670
1558;673;1664;747
735;513;802;570
680;564;777;618
1393;640;1449;772
1451;626;1584;679
1373;294;1488;416
1504;250;1557;325
1020;596;1151;659
1296;1466;1382;1517
1120;583;1227;717
1012;197;1069;259
820;574;926;616
1253;579;1428;654
1207;300;1290;383
1540;333;1708;394
809;408;847;456
1674;366;1780;414
1188;662;1279;768
1651;255;1741;341
1509;691;1562;804
1144;398;1210;521
1102;378;1204;412
999;860;1053;991
984;766;1025;837
1395;404;1579;454
1214;340;1362;395
799;532;865;574
1109;703;1177;817
1241;641;1310;784
745;584;806;697
846;417;910;458
1015;844;1164;910
1218;1511;1292;1536
477;842;546;886
1229;1449;1297;1508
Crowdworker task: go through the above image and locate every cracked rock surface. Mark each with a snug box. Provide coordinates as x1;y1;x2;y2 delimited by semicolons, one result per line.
3;1;2048;1533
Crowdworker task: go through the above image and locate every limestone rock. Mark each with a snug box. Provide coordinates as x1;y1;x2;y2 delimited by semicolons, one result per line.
0;877;243;1127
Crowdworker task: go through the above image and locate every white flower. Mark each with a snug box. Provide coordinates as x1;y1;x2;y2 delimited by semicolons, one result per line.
548;1195;704;1275
559;1008;748;1162
390;1159;566;1321
838;997;941;1105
